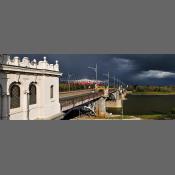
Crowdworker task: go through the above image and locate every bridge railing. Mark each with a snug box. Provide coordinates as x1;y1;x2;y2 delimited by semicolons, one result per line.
60;91;104;110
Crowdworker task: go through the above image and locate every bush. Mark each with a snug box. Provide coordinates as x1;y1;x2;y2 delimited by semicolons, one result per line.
164;108;175;119
171;108;175;114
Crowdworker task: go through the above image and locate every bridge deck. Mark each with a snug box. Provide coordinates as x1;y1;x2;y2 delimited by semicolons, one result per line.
59;88;117;112
60;89;94;99
60;91;104;111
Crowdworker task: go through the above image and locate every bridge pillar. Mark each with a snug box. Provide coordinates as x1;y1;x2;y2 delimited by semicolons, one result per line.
121;90;127;100
95;97;106;117
116;91;122;108
106;90;127;110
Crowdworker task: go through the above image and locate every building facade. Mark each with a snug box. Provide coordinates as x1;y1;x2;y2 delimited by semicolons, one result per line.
0;55;62;120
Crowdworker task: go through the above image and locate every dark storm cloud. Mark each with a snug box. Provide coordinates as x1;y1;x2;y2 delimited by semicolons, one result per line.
9;54;175;85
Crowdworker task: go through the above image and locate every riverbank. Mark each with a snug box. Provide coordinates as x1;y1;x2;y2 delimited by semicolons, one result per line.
71;115;142;120
71;114;175;120
132;91;175;95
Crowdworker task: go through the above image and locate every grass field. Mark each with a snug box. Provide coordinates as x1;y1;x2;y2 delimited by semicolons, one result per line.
134;114;175;120
135;114;164;120
132;91;175;95
109;114;175;120
108;115;134;120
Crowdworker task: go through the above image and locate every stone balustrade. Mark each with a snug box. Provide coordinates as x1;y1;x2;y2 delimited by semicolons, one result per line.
0;55;59;71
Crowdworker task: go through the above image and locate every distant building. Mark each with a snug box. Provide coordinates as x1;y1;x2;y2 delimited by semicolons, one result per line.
0;55;62;120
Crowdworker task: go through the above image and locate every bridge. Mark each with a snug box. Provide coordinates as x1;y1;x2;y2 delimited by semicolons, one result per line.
59;87;127;119
60;90;104;111
0;55;127;120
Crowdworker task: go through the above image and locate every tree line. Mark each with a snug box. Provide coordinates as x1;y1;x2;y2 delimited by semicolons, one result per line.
59;83;95;92
127;85;175;93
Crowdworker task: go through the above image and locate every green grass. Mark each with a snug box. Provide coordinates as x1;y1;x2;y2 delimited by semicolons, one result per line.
135;114;175;120
110;114;166;120
135;114;164;120
132;91;175;95
108;115;134;120
109;114;175;120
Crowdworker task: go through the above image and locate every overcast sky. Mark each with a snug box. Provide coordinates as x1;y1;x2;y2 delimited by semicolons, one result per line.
10;54;175;85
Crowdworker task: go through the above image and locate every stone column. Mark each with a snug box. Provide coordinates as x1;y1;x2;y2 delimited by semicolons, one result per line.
116;91;122;108
23;90;30;120
0;94;2;119
95;97;106;117
2;94;10;120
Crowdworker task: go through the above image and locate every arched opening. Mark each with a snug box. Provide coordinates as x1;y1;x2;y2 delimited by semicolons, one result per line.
29;83;37;105
107;93;116;101
50;85;54;98
10;84;20;109
0;85;3;119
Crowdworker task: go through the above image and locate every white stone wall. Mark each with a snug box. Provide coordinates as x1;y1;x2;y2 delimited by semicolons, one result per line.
0;55;59;71
0;55;62;120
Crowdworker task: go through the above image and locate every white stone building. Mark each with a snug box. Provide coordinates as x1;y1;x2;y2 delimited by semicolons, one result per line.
0;55;62;120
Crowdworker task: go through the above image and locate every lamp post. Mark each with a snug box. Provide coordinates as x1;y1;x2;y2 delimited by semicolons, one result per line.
119;80;122;90
88;64;98;86
121;98;124;120
103;72;110;88
67;73;72;92
116;77;119;88
113;76;116;89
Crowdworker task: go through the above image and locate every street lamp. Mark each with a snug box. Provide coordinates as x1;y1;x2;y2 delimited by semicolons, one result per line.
113;76;116;89
67;73;72;92
103;72;110;88
121;99;124;120
118;79;122;89
116;77;119;88
88;64;98;85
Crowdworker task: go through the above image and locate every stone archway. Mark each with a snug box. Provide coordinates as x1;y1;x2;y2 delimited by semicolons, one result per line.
0;85;2;119
108;93;116;101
